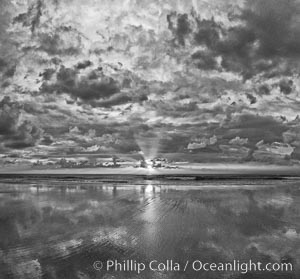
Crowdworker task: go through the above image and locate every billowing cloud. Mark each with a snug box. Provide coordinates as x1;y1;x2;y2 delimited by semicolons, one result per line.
0;0;299;165
253;141;295;163
219;144;251;161
187;135;217;150
221;114;287;144
42;66;120;101
229;136;248;146
166;0;300;78
0;97;42;149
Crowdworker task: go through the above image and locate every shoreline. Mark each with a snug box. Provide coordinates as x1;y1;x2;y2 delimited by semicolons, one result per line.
1;163;300;176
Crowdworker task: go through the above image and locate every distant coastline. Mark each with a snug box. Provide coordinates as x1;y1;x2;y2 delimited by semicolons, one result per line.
1;163;300;176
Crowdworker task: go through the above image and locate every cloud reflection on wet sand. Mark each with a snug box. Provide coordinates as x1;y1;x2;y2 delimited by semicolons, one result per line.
0;179;299;278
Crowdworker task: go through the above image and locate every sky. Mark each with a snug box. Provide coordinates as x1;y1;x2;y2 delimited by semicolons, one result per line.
0;0;300;165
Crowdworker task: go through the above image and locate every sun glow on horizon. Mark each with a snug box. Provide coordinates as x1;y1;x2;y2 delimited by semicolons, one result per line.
147;164;155;174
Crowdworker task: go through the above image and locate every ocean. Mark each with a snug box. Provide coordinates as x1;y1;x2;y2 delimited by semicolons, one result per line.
0;174;299;279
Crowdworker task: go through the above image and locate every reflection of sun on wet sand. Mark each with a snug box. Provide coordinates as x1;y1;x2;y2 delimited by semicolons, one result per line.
1;163;300;176
1;173;298;279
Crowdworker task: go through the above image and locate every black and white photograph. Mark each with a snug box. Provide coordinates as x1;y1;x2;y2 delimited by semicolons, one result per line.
0;0;300;278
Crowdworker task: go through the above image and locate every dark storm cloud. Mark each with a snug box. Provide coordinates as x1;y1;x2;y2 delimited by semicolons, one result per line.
168;0;300;78
40;63;147;108
41;66;120;102
0;97;20;135
0;59;7;72
256;84;270;96
215;113;299;163
218;0;300;78
291;147;300;160
228;114;283;130
167;12;191;46
0;59;17;79
193;17;221;49
158;133;190;153
0;97;42;149
5;121;42;149
278;79;294;95
246;93;257;104
191;50;218;70
220;114;288;144
40;134;54;145
223;0;300;77
242;0;300;57
115;139;140;153
75;60;92;70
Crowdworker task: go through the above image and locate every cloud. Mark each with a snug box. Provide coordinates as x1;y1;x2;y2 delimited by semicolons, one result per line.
13;0;43;34
88;92;133;108
69;126;81;135
191;50;219;70
278;79;294;95
37;26;83;56
282;119;300;160
75;60;92;70
217;137;251;162
0;0;299;164
291;146;300;160
0;97;20;135
257;84;270;96
40;134;54;145
253;141;295;163
258;141;294;156
187;135;217;150
242;0;300;58
248;1;298;75
56;126;142;154
85;145;100;152
0;97;42;149
221;113;288;144
13;1;82;56
166;0;300;78
187;142;206;150
246;93;256;104
41;66;120;102
0;1;18;85
218;0;300;77
219;144;250;161
229;136;248;145
5;120;42;149
167;12;192;46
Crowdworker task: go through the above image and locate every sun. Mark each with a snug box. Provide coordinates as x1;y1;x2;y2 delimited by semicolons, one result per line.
147;165;154;173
